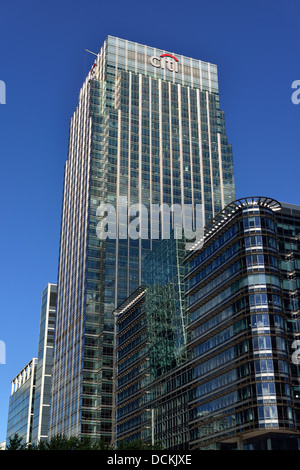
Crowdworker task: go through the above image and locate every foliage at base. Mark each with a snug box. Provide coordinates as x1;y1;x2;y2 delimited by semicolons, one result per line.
5;433;162;450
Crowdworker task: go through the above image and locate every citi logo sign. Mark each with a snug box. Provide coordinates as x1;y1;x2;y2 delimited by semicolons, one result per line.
150;53;179;73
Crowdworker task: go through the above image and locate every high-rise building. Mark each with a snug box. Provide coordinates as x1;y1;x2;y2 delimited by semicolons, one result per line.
6;358;37;446
49;35;235;442
31;283;57;444
115;197;300;450
6;283;57;447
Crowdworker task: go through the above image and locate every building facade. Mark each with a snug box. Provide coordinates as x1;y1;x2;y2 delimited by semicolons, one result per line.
275;202;300;430
186;197;299;450
6;358;37;445
31;283;57;444
115;236;186;445
6;283;57;447
49;36;235;442
114;287;149;444
115;197;300;450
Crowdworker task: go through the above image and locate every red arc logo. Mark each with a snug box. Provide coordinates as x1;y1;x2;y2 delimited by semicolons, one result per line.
160;53;179;62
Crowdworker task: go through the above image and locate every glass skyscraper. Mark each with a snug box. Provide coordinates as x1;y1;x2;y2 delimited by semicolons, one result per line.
6;283;57;447
31;283;57;445
6;358;37;446
49;36;235;442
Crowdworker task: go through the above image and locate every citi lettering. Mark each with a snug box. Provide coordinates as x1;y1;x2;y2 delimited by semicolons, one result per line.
150;53;179;73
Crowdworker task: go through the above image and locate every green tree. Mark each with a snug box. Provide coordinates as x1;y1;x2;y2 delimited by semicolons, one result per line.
5;433;162;450
44;434;82;450
32;435;113;450
117;439;162;450
6;434;27;450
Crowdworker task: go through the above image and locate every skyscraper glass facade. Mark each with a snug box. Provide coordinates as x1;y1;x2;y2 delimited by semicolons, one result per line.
114;287;149;444
31;283;57;444
144;236;187;379
6;358;37;446
6;284;57;447
49;36;235;442
115;236;186;445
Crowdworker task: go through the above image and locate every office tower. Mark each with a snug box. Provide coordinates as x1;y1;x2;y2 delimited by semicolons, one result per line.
6;283;57;447
31;283;57;444
115;197;300;450
6;358;37;446
49;35;235;442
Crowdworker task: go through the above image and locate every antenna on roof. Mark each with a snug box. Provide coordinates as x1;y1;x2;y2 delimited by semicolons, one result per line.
85;49;98;57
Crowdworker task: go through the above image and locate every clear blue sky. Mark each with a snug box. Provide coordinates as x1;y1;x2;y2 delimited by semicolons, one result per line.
0;0;299;443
